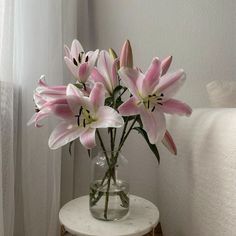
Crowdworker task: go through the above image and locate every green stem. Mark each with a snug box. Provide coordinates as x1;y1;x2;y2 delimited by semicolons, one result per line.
118;117;130;149
96;130;110;166
113;128;117;149
110;128;114;153
116;88;127;105
104;172;111;219
115;116;138;159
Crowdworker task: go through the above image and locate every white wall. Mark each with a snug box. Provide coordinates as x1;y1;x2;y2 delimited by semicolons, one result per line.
68;0;236;234
77;0;236;108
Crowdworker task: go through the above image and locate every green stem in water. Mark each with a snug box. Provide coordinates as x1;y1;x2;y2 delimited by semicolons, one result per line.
110;128;114;153
104;172;111;219
96;130;110;166
113;128;117;149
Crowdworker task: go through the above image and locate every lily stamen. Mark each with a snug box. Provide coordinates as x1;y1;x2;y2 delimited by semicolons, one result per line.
75;115;80;126
75;107;83;126
73;58;78;66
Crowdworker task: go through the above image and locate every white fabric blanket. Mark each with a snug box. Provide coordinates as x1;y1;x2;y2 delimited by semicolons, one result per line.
156;108;236;236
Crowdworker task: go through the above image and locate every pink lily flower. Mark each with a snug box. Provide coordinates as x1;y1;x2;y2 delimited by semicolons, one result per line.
28;97;73;128
118;57;192;144
64;39;99;84
48;82;124;150
34;75;67;108
91;50;119;95
28;75;67;127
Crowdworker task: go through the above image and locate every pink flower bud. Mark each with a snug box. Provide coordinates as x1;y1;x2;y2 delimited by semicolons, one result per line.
120;40;133;68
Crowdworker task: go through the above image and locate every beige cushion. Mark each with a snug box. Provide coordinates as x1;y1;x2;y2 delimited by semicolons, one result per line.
156;108;236;236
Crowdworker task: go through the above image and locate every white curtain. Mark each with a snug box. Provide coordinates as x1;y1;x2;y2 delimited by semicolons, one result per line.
0;0;79;235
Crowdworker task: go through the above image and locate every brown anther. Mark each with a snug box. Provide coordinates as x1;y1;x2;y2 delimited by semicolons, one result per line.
73;58;78;66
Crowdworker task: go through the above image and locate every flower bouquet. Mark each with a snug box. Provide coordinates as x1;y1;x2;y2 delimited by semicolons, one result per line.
28;39;192;221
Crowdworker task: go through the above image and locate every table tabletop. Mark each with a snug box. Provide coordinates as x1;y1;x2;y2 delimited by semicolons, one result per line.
59;195;159;236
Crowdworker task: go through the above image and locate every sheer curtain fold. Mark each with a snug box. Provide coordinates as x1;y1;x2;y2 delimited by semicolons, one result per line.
15;0;64;235
0;0;79;235
0;0;16;235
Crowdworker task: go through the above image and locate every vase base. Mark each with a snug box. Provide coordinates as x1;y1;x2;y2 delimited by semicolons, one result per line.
90;180;129;221
90;208;129;221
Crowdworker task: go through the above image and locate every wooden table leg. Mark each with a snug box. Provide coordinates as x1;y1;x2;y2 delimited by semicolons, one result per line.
61;225;67;236
143;222;163;236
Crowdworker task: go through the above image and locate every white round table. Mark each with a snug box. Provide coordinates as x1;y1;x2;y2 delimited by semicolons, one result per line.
59;195;159;236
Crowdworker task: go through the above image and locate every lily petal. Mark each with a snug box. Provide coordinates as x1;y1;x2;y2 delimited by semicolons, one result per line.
71;39;84;59
161;56;172;76
98;50;113;80
27;113;38;126
91;68;111;94
38;75;47;86
161;99;192;116
27;109;51;127
118;97;140;116
66;83;84;97
157;69;186;100
48;121;84;150
33;93;46;109
87;49;99;72
91;106;124;128
89;82;105;111
64;57;79;79
78;63;89;83
51;104;74;119
64;45;71;59
142;57;161;96
118;67;139;97
80;128;96;149
66;84;89;114
41;98;68;110
162;130;177;155
140;108;166;144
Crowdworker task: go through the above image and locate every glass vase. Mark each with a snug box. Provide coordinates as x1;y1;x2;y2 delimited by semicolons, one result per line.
89;150;129;221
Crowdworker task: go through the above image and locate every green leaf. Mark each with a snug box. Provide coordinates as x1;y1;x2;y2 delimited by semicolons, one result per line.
73;83;83;89
123;115;136;123
105;96;113;106
133;127;160;164
134;115;143;128
112;85;124;98
115;97;123;108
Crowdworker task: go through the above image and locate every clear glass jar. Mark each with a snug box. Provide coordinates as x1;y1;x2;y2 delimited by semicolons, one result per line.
89;150;129;221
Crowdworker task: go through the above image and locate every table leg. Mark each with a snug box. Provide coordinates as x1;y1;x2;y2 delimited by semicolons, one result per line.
143;223;163;236
61;225;67;236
